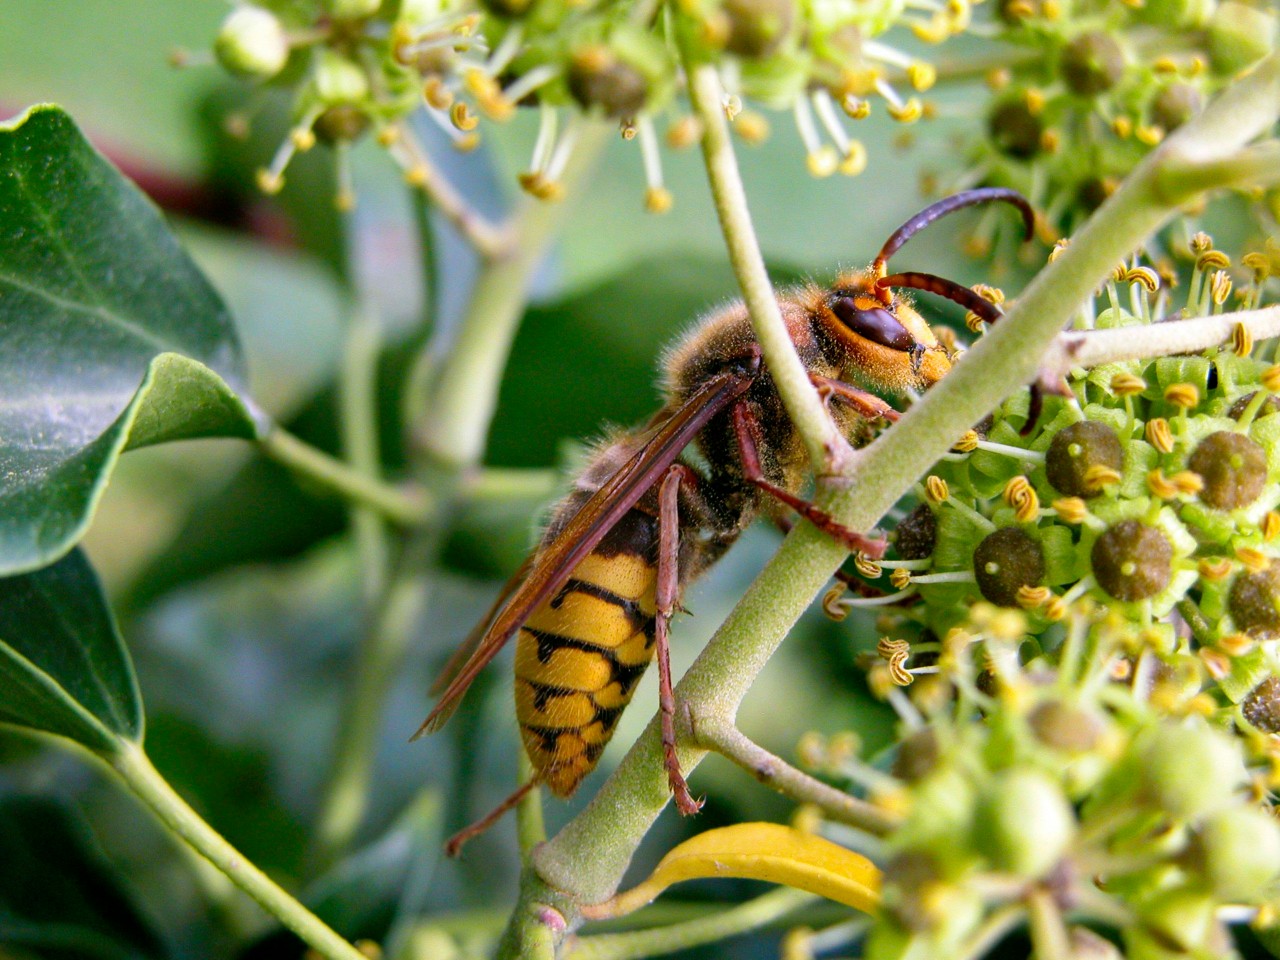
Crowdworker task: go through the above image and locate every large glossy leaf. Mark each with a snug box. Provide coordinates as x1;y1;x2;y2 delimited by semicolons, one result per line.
0;795;168;960
0;105;258;575
0;549;142;751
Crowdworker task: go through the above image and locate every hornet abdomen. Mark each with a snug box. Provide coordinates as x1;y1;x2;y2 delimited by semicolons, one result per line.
514;505;659;796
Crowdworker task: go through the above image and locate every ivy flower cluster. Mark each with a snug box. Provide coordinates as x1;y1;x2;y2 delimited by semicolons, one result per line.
967;0;1278;240
801;238;1280;957
205;0;971;211
797;607;1280;959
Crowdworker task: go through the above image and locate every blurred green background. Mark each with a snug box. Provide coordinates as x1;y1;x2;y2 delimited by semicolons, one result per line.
0;3;1049;957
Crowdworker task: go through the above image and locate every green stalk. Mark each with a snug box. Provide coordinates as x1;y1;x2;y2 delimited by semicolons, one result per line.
684;61;847;474
109;742;367;960
411;118;612;475
258;426;431;525
496;52;1280;954
566;888;815;960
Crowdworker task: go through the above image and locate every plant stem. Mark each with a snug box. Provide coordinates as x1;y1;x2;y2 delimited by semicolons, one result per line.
691;715;899;835
400;129;515;259
1156;139;1280;199
315;569;432;859
1043;305;1280;378
109;742;367;960
502;52;1280;950
517;750;547;864
411;118;611;476
258;426;431;525
566;888;815;960
1026;890;1071;960
683;61;848;474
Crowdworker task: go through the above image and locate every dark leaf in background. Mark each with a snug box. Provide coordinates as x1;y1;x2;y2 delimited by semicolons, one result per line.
0;105;257;576
0;795;168;960
0;549;141;752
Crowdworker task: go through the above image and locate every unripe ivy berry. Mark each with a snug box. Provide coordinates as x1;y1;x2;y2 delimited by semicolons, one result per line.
891;727;940;782
1150;84;1202;133
1207;1;1278;75
721;0;796;58
1228;564;1280;639
329;0;382;18
895;504;937;561
1091;520;1172;602
315;105;371;143
1193;806;1280;901
1242;676;1280;732
1060;32;1127;97
1028;698;1106;753
986;97;1044;160
567;46;649;118
1140;723;1245;819
1228;391;1280;420
315;50;371;105
1045;420;1124;498
972;770;1074;878
214;6;290;79
973;527;1045;607
1186;430;1267;510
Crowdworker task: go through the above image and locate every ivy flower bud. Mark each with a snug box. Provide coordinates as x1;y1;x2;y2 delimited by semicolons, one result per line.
328;0;383;18
1192;807;1280;900
1186;430;1268;511
568;46;649;118
895;504;937;561
986;96;1044;159
1228;563;1280;639
1045;420;1125;499
1140;722;1246;819
1028;698;1106;753
1242;676;1280;732
315;50;371;105
973;527;1045;607
1150;84;1203;133
214;6;290;79
1091;520;1172;602
1060;32;1127;97
1207;2;1278;75
722;0;796;58
972;770;1074;878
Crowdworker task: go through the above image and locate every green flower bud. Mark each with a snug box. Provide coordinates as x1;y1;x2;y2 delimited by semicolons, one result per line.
1228;564;1280;639
1140;722;1245;819
1133;0;1215;28
972;770;1075;878
1060;32;1126;97
214;6;290;79
1242;676;1280;732
328;0;382;18
1208;1;1277;75
1150;84;1203;133
1091;520;1172;602
1077;176;1119;212
895;504;937;561
315;50;370;105
1132;889;1226;957
1193;806;1280;900
1028;698;1106;753
314;104;370;143
1228;390;1280;420
567;46;649;118
973;527;1045;607
396;0;443;22
986;97;1044;160
1045;420;1124;498
892;727;940;783
722;0;796;57
1187;430;1268;510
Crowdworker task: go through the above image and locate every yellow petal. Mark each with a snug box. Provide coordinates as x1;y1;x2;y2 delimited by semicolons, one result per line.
582;823;881;919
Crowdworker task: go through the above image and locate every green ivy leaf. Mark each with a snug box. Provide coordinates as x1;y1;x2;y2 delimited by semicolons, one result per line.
0;549;142;751
0;104;258;576
0;795;168;960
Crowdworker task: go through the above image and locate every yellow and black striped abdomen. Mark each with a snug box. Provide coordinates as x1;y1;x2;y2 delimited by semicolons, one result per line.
515;511;659;797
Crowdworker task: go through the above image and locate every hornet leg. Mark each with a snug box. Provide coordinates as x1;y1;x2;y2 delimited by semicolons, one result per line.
809;373;900;422
657;463;704;816
732;403;888;559
444;778;538;857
